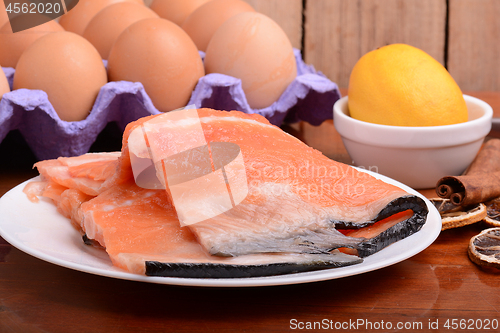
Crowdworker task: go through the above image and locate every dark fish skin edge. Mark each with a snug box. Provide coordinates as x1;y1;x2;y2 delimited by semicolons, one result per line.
145;196;428;278
145;258;363;279
334;195;428;229
82;234;104;249
353;195;429;257
82;234;92;245
82;237;364;279
83;195;428;278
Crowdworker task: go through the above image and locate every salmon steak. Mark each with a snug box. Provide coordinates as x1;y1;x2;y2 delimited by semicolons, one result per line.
24;108;428;278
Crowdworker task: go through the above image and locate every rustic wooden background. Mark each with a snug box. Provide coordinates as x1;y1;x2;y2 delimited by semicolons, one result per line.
144;0;500;92
249;0;500;91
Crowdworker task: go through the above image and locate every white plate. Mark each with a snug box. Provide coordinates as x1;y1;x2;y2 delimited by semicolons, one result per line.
0;171;441;287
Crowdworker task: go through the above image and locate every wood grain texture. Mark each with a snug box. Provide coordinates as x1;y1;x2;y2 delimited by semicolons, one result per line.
242;0;303;49
448;0;500;91
304;0;447;88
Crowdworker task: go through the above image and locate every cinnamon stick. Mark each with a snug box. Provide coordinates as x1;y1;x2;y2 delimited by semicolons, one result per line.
436;139;500;206
464;138;500;175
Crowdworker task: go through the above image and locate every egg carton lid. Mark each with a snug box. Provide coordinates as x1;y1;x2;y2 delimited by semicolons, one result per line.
0;49;340;160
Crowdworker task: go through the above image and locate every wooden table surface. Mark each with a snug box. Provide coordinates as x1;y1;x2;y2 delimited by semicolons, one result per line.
1;92;500;333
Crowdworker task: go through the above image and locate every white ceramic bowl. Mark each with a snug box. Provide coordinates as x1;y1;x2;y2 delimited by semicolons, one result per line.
333;95;493;189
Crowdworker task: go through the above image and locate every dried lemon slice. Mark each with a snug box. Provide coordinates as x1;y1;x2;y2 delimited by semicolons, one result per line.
429;198;487;230
468;228;500;269
484;197;500;227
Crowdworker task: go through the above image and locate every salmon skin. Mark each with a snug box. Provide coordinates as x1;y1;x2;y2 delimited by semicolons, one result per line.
128;109;428;258
145;255;360;278
25;108;429;278
349;196;428;257
78;179;362;278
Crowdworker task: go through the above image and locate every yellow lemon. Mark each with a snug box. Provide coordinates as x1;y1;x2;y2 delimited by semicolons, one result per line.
348;44;468;127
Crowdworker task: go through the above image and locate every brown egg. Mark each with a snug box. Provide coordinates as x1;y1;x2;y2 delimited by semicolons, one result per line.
108;18;204;112
0;69;9;99
14;31;107;121
83;2;158;59
59;0;144;35
205;12;297;109
0;20;64;68
0;1;9;28
181;0;254;52
149;0;211;26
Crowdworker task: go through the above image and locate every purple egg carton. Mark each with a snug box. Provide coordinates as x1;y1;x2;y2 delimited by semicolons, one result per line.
0;49;341;160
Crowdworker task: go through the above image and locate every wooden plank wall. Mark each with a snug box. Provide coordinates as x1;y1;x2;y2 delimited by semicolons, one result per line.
303;0;500;91
250;0;500;92
304;0;447;89
448;0;500;91
303;0;499;91
143;0;499;92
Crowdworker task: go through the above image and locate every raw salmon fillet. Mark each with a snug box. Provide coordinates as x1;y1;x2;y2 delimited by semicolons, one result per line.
127;109;428;257
79;178;360;277
25;108;428;278
32;152;122;196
